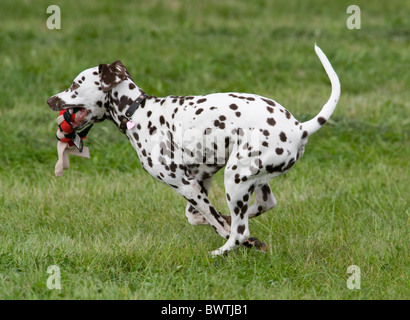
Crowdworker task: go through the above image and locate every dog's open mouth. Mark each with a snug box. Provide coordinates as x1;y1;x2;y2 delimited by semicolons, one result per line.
71;107;89;129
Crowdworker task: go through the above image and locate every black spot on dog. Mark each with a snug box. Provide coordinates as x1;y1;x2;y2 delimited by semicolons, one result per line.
118;96;133;112
182;178;191;185
254;158;263;168
275;148;284;155
147;157;153;167
197;98;207;104
149;126;157;135
266;162;285;173
188;199;197;206
214;120;225;129
267;118;276;126
261;185;270;201
240;204;248;218
282;158;296;171
279;132;287;142
209;206;219;219
229;104;238;110
262;98;276;106
170;163;177;172
318;117;327;125
237;225;246;235
195;108;204;115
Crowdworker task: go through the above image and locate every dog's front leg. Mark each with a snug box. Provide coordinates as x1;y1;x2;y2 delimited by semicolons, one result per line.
175;179;231;240
185;176;214;226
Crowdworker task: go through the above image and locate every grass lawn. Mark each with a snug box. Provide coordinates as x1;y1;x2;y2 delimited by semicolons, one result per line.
0;0;409;299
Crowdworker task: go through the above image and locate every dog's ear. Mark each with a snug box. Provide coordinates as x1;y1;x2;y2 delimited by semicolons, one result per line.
99;60;128;92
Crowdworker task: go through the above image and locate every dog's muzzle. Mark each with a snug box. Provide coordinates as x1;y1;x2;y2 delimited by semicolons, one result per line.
47;96;66;111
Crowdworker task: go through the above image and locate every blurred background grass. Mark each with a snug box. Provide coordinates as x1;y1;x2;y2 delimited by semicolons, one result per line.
0;0;408;299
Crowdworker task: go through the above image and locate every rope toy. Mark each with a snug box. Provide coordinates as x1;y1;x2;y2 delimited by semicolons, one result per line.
55;109;92;176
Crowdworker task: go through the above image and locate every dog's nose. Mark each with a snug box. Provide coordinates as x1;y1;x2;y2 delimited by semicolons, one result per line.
47;96;55;108
47;96;65;111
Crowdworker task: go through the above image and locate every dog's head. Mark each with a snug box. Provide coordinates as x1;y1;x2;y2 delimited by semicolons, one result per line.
47;61;129;130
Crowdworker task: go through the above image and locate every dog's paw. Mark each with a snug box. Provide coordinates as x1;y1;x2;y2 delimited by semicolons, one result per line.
243;237;267;253
210;248;228;258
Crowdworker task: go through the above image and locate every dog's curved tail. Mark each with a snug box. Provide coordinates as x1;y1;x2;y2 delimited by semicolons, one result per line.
302;44;340;136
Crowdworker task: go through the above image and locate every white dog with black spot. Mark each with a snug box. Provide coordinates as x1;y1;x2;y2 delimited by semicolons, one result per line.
48;44;340;256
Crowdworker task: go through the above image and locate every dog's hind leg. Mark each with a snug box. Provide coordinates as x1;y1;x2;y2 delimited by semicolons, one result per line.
247;183;277;219
210;167;258;256
176;174;263;255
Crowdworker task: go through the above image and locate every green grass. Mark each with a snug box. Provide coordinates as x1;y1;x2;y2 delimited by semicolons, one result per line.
0;0;409;299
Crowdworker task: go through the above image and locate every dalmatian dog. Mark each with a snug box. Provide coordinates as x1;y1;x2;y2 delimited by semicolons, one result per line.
47;45;340;256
